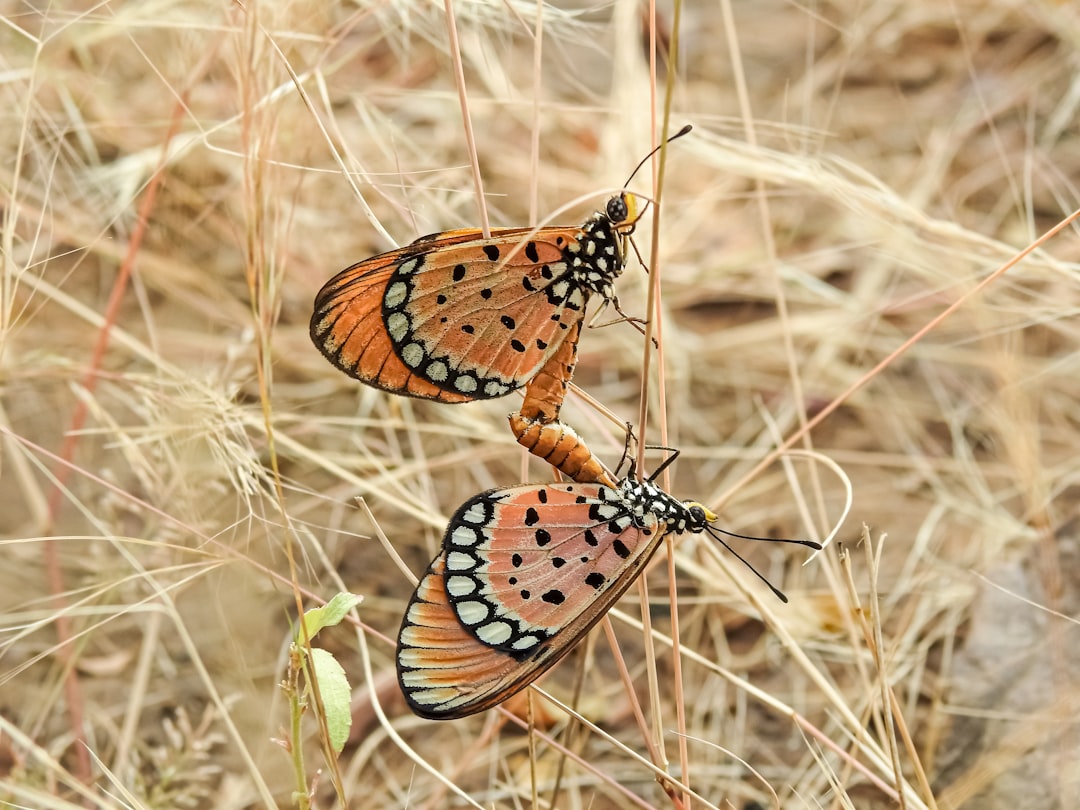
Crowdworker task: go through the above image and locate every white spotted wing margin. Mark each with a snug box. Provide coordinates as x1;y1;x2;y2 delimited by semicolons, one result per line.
395;479;715;720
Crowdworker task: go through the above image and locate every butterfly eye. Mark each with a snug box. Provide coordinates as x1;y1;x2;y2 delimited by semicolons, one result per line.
688;504;708;524
606;193;629;224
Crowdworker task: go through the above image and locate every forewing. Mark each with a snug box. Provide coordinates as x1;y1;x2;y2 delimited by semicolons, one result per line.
398;483;671;719
381;228;588;399
442;483;665;654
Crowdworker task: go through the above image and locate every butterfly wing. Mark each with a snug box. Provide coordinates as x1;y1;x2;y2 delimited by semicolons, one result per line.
396;482;669;719
398;555;541;718
311;227;589;402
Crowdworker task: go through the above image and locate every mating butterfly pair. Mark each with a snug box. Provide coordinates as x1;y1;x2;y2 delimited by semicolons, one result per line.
308;127;816;718
309;171;658;715
308;172;673;716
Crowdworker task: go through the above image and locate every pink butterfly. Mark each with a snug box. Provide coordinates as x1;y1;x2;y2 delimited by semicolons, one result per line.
397;467;818;719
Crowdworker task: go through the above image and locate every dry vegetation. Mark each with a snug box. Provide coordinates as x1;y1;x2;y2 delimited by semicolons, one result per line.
2;1;1079;808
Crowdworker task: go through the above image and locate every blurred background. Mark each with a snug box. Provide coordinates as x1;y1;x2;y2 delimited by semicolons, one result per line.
2;1;1078;808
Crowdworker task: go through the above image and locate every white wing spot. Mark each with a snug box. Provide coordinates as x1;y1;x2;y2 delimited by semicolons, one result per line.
454;374;478;393
385;281;408;308
446;551;478;571
446;575;477;597
461;503;487;525
401;342;425;368
386;312;410;342
451;526;482;547
476;621;513;645
398;258;421;275
426;360;448;381
511;635;541;651
455;600;490;625
593;503;620;521
484;381;508;397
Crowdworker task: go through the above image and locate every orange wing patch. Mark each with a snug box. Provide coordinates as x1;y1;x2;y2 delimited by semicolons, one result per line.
397;556;540;718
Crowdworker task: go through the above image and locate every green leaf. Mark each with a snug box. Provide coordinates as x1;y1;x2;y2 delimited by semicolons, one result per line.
299;592;362;641
309;647;352;754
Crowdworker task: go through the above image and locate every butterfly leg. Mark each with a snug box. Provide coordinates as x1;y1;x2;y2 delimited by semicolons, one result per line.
586;297;659;348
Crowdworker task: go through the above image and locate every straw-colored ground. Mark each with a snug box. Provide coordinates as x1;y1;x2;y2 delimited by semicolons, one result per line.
2;1;1078;808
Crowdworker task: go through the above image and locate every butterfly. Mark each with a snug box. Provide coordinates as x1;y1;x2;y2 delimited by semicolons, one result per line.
309;125;693;409
396;458;820;719
309;193;641;406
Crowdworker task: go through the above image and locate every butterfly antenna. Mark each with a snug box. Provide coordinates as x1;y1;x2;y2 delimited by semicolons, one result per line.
704;525;822;603
622;124;694;188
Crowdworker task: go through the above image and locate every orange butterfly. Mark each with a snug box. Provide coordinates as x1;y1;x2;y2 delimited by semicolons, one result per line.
309;192;644;405
309;125;692;411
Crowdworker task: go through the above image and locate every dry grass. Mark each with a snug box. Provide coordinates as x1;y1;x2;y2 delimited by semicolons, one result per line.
2;1;1079;808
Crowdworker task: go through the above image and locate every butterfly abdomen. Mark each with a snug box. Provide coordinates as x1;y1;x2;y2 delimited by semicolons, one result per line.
509;414;618;488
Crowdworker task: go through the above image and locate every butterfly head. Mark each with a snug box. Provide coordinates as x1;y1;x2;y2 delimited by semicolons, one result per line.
683;501;719;532
604;192;644;234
